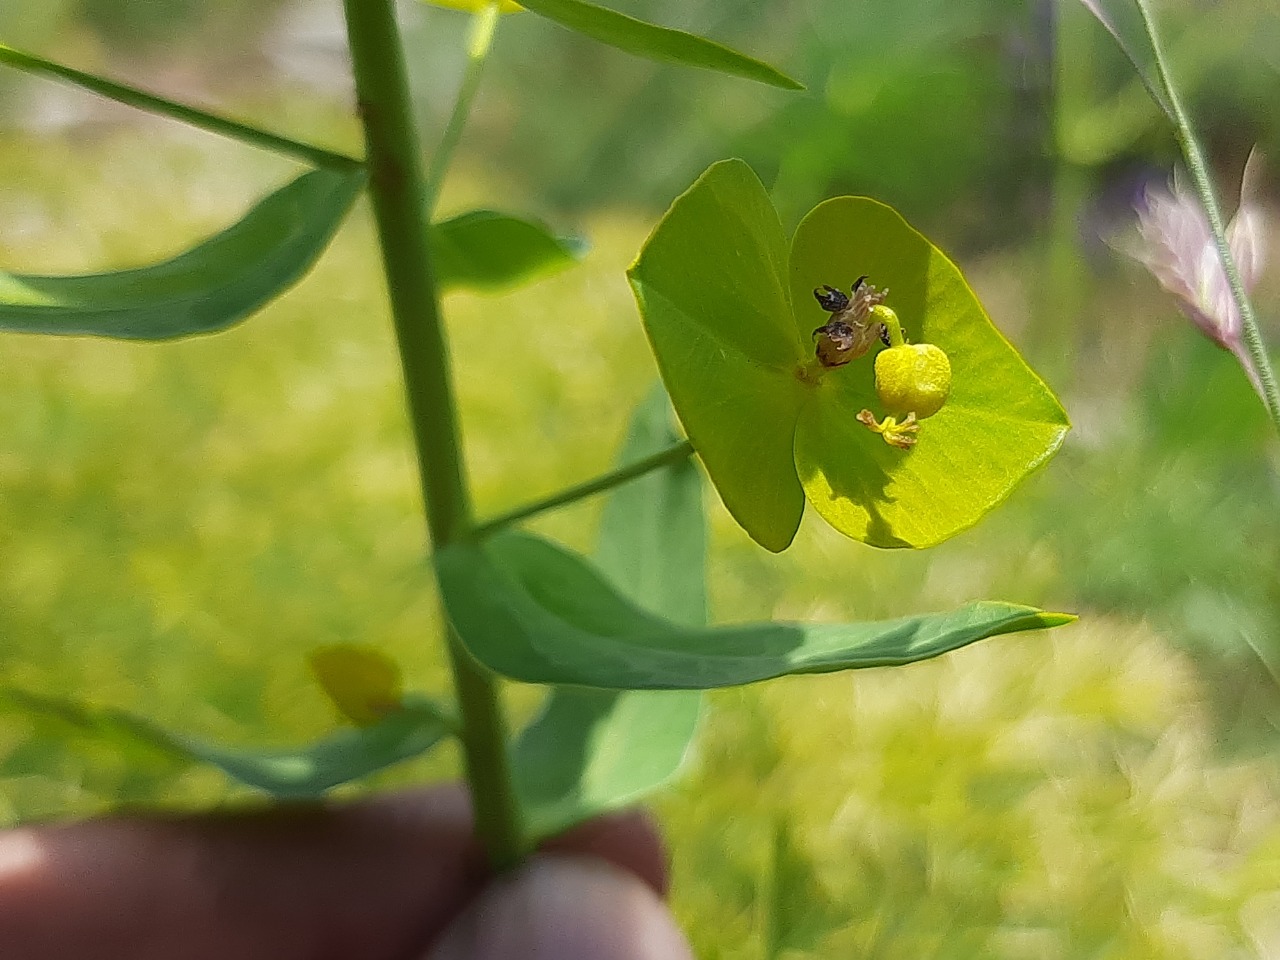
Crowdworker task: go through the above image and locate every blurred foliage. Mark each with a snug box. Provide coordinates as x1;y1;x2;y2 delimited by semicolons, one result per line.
1;0;1280;954
1;128;1278;953
68;0;285;50
6;0;1278;245
1040;338;1280;739
664;623;1280;959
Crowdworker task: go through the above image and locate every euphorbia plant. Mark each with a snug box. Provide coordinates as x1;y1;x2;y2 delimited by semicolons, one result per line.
0;0;1070;888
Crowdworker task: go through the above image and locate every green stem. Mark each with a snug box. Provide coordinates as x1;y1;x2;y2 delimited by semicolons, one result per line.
0;43;360;171
340;0;525;867
474;439;695;539
423;2;501;215
1135;0;1280;433
1038;0;1091;387
872;305;905;347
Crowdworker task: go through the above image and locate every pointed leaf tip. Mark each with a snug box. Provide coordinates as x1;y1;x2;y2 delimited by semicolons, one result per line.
515;0;803;90
0;168;363;340
432;210;584;293
438;531;1076;690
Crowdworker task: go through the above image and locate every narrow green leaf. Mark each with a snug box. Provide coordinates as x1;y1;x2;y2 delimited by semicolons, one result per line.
515;0;803;90
0;686;454;799
0;44;361;169
513;386;705;838
0;168;364;340
513;686;703;837
432;210;584;293
629;159;808;552
761;819;846;958
1076;0;1174;119
593;384;706;626
438;531;1074;690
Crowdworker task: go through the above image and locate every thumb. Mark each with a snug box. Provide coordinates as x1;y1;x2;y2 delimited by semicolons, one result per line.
424;855;694;960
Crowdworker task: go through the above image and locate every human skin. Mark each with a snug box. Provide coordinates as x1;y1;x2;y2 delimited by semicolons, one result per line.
0;785;692;960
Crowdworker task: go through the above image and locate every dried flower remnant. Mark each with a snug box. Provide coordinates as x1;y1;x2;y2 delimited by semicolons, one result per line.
1124;150;1268;398
812;276;890;367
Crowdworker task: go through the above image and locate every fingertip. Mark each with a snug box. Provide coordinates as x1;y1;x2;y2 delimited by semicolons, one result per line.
540;808;670;898
424;855;693;960
0;784;488;960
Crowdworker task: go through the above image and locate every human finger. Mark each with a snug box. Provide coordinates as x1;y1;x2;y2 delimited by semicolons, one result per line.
0;784;483;960
424;855;694;960
541;806;669;897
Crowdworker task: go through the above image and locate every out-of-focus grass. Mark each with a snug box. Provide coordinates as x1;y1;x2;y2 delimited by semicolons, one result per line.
1;131;1278;957
665;623;1280;958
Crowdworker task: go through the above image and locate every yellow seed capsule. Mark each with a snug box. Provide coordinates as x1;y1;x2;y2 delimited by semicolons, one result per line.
873;343;952;420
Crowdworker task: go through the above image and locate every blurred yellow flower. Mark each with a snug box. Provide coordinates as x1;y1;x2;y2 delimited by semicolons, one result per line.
309;645;404;727
424;0;523;13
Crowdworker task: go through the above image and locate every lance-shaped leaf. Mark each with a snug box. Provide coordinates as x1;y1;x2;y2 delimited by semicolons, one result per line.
0;685;455;800
1077;0;1173;120
432;210;584;293
630;159;1069;551
0;168;364;340
592;386;706;628
437;531;1074;689
0;44;360;169
514;0;802;90
512;386;704;839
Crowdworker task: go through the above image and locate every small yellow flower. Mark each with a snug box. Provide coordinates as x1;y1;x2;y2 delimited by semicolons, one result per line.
842;301;953;450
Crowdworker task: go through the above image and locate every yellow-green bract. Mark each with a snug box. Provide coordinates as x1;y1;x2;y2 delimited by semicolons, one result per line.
627;159;1069;551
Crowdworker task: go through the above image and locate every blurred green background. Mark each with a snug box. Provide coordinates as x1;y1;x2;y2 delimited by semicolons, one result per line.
2;0;1279;956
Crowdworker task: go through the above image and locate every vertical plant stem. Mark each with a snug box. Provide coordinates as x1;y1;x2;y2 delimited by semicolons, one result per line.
1039;0;1091;386
1135;0;1280;432
424;2;501;216
341;0;525;868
